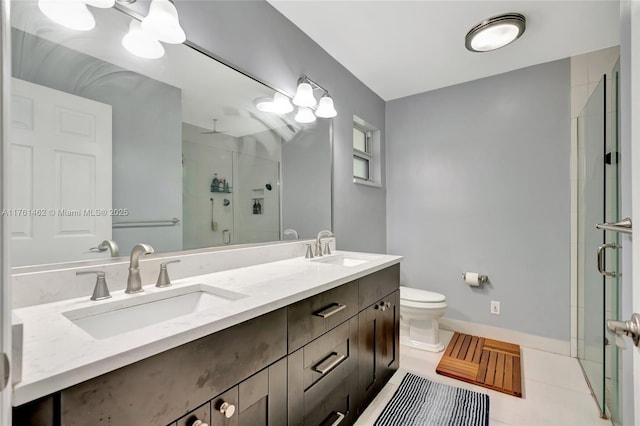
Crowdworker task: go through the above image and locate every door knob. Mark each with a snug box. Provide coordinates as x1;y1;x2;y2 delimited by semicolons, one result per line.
607;313;640;347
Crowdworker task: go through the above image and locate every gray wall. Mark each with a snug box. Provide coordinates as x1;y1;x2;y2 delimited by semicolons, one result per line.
386;59;571;341
12;29;183;256
282;121;331;239
173;0;387;252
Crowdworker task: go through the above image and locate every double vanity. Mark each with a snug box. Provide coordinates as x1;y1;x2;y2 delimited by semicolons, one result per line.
11;240;402;425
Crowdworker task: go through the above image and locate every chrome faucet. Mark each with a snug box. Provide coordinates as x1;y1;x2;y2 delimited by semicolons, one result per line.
315;230;334;257
126;243;154;294
98;240;119;257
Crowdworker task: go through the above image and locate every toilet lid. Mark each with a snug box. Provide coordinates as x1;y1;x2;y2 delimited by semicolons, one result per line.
400;286;446;303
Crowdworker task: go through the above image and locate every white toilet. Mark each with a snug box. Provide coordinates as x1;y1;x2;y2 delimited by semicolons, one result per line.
399;286;447;352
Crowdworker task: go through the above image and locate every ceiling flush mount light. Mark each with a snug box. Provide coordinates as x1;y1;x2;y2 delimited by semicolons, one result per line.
142;0;186;44
465;13;526;52
38;0;96;31
315;94;337;118
122;19;165;59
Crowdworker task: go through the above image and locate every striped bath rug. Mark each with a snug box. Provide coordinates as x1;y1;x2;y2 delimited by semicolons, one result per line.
374;373;489;426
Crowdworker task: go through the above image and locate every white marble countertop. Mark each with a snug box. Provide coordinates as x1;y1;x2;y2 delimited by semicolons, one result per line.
12;250;402;406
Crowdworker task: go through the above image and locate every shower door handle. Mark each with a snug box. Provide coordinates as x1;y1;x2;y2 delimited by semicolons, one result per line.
596;217;632;234
597;243;620;277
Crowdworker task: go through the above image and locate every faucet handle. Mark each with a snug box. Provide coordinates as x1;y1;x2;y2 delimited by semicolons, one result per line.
305;244;314;259
156;259;181;288
76;270;111;301
323;241;331;255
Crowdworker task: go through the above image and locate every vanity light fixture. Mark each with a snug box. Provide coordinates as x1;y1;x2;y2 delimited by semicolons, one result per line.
38;0;96;31
257;76;337;122
141;0;186;44
295;107;317;124
122;19;165;59
465;13;526;52
315;94;337;118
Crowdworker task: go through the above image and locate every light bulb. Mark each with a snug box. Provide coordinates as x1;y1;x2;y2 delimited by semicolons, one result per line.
38;0;95;31
122;19;165;59
295;107;316;124
292;82;317;107
315;95;337;118
141;0;186;44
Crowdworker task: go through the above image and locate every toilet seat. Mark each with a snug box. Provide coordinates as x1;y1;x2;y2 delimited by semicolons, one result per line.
400;286;446;306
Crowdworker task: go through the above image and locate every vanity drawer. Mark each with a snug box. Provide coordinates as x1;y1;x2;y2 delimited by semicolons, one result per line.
288;279;358;352
288;316;358;426
358;264;400;310
304;370;357;426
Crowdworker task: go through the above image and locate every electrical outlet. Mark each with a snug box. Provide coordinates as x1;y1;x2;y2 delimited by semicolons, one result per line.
490;301;500;315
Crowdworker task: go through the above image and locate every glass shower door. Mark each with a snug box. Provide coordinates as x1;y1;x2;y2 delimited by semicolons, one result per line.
577;61;621;422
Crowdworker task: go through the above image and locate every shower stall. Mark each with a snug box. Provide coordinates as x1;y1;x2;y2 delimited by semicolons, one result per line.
577;59;621;423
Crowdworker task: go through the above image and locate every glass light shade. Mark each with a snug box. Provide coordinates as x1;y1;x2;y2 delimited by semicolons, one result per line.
272;92;294;114
315;95;337;118
82;0;114;8
465;13;526;52
470;23;520;51
294;107;316;124
38;0;96;31
141;0;186;44
292;82;317;107
122;20;165;59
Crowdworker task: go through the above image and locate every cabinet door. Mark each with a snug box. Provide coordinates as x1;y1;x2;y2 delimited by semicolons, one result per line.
209;358;287;426
357;290;400;413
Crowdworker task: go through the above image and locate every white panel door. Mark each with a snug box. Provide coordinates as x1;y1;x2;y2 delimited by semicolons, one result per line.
10;78;112;266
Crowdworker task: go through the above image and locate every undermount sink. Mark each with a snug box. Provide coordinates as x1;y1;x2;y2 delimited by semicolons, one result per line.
63;284;247;340
311;253;379;267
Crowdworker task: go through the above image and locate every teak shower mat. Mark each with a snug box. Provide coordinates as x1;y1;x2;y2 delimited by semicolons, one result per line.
436;332;522;397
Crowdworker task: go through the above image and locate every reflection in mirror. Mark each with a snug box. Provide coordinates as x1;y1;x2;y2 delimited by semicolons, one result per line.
9;1;331;267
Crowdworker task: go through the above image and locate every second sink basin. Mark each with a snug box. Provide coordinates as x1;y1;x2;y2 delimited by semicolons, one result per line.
63;284;247;340
311;253;379;267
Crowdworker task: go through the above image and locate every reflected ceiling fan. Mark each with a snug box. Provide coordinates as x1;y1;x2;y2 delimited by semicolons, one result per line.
200;119;228;135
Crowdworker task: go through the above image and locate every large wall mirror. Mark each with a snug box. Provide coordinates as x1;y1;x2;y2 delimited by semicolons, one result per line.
8;1;332;267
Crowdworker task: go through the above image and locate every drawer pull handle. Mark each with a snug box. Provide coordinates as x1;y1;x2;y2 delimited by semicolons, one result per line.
323;411;346;426
313;352;346;375
217;401;236;418
315;303;347;318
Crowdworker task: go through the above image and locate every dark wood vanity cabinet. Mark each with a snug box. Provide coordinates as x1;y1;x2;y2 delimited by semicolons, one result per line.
357;290;400;412
13;264;400;426
287;264;400;425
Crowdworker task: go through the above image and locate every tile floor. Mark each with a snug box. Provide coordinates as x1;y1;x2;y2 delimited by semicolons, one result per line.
355;330;612;426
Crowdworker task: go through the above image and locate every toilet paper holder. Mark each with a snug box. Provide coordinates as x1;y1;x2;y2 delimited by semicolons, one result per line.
461;273;488;284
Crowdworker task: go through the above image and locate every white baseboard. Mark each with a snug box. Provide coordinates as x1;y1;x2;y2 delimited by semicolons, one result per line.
439;317;571;356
